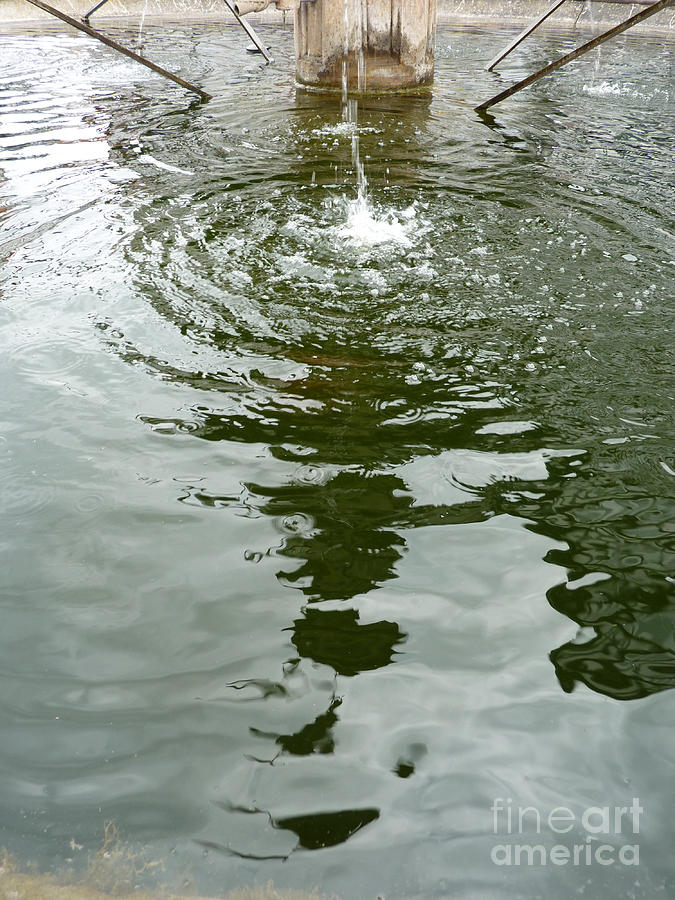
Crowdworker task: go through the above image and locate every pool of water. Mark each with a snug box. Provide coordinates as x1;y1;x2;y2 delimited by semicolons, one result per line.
0;16;674;900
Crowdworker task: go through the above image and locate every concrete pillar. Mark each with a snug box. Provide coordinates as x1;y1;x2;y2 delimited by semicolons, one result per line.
294;0;437;91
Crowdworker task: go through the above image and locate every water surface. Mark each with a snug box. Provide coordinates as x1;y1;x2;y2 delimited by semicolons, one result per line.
0;18;674;899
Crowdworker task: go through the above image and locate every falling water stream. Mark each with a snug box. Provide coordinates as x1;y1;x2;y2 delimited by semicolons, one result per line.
341;0;372;235
137;0;150;50
0;14;674;900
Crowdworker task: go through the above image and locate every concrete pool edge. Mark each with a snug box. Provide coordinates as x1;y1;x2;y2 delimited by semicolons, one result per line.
2;0;674;31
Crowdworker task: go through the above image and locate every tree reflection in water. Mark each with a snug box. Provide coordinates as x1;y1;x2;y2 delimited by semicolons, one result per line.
102;165;675;855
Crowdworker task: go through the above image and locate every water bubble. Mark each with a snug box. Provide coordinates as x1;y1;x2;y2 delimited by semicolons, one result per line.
295;464;331;485
279;512;315;535
244;550;264;563
74;493;104;515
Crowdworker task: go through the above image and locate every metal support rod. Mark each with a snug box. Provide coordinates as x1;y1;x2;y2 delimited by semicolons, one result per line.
82;0;111;22
221;0;273;63
81;0;272;65
475;0;674;111
22;0;211;100
486;0;567;71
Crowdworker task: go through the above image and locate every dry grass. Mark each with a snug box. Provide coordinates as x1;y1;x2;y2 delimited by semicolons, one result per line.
0;838;333;900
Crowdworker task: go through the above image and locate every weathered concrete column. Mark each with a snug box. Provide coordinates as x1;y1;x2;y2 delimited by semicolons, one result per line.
294;0;437;91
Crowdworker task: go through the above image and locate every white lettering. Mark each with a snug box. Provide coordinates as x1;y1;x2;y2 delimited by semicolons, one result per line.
630;798;644;834
548;807;575;834
514;844;546;866
619;844;640;865
595;844;615;865
491;844;511;865
550;845;570;866
518;806;541;834
582;806;610;834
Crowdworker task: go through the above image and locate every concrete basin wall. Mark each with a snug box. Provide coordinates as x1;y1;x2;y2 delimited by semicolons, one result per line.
294;0;437;89
1;0;674;31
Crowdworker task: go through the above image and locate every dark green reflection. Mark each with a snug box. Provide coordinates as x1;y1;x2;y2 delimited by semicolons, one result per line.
289;608;405;677
128;334;674;703
111;83;675;722
551;625;675;701
521;457;675;701
273;808;380;850
205;802;381;856
250;697;342;756
252;471;411;601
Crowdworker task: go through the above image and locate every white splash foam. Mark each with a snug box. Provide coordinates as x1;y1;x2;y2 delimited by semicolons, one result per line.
581;81;661;101
281;196;424;253
337;195;418;248
582;81;624;97
311;122;382;138
137;154;194;175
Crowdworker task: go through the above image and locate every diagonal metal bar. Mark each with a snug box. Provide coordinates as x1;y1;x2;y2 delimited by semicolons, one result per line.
82;0;112;22
21;0;211;100
221;0;274;63
486;0;568;71
476;0;674;111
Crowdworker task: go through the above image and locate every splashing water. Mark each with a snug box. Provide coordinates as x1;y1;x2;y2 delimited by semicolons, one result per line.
341;0;366;201
583;80;624;96
338;196;418;247
334;0;418;247
137;0;149;50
